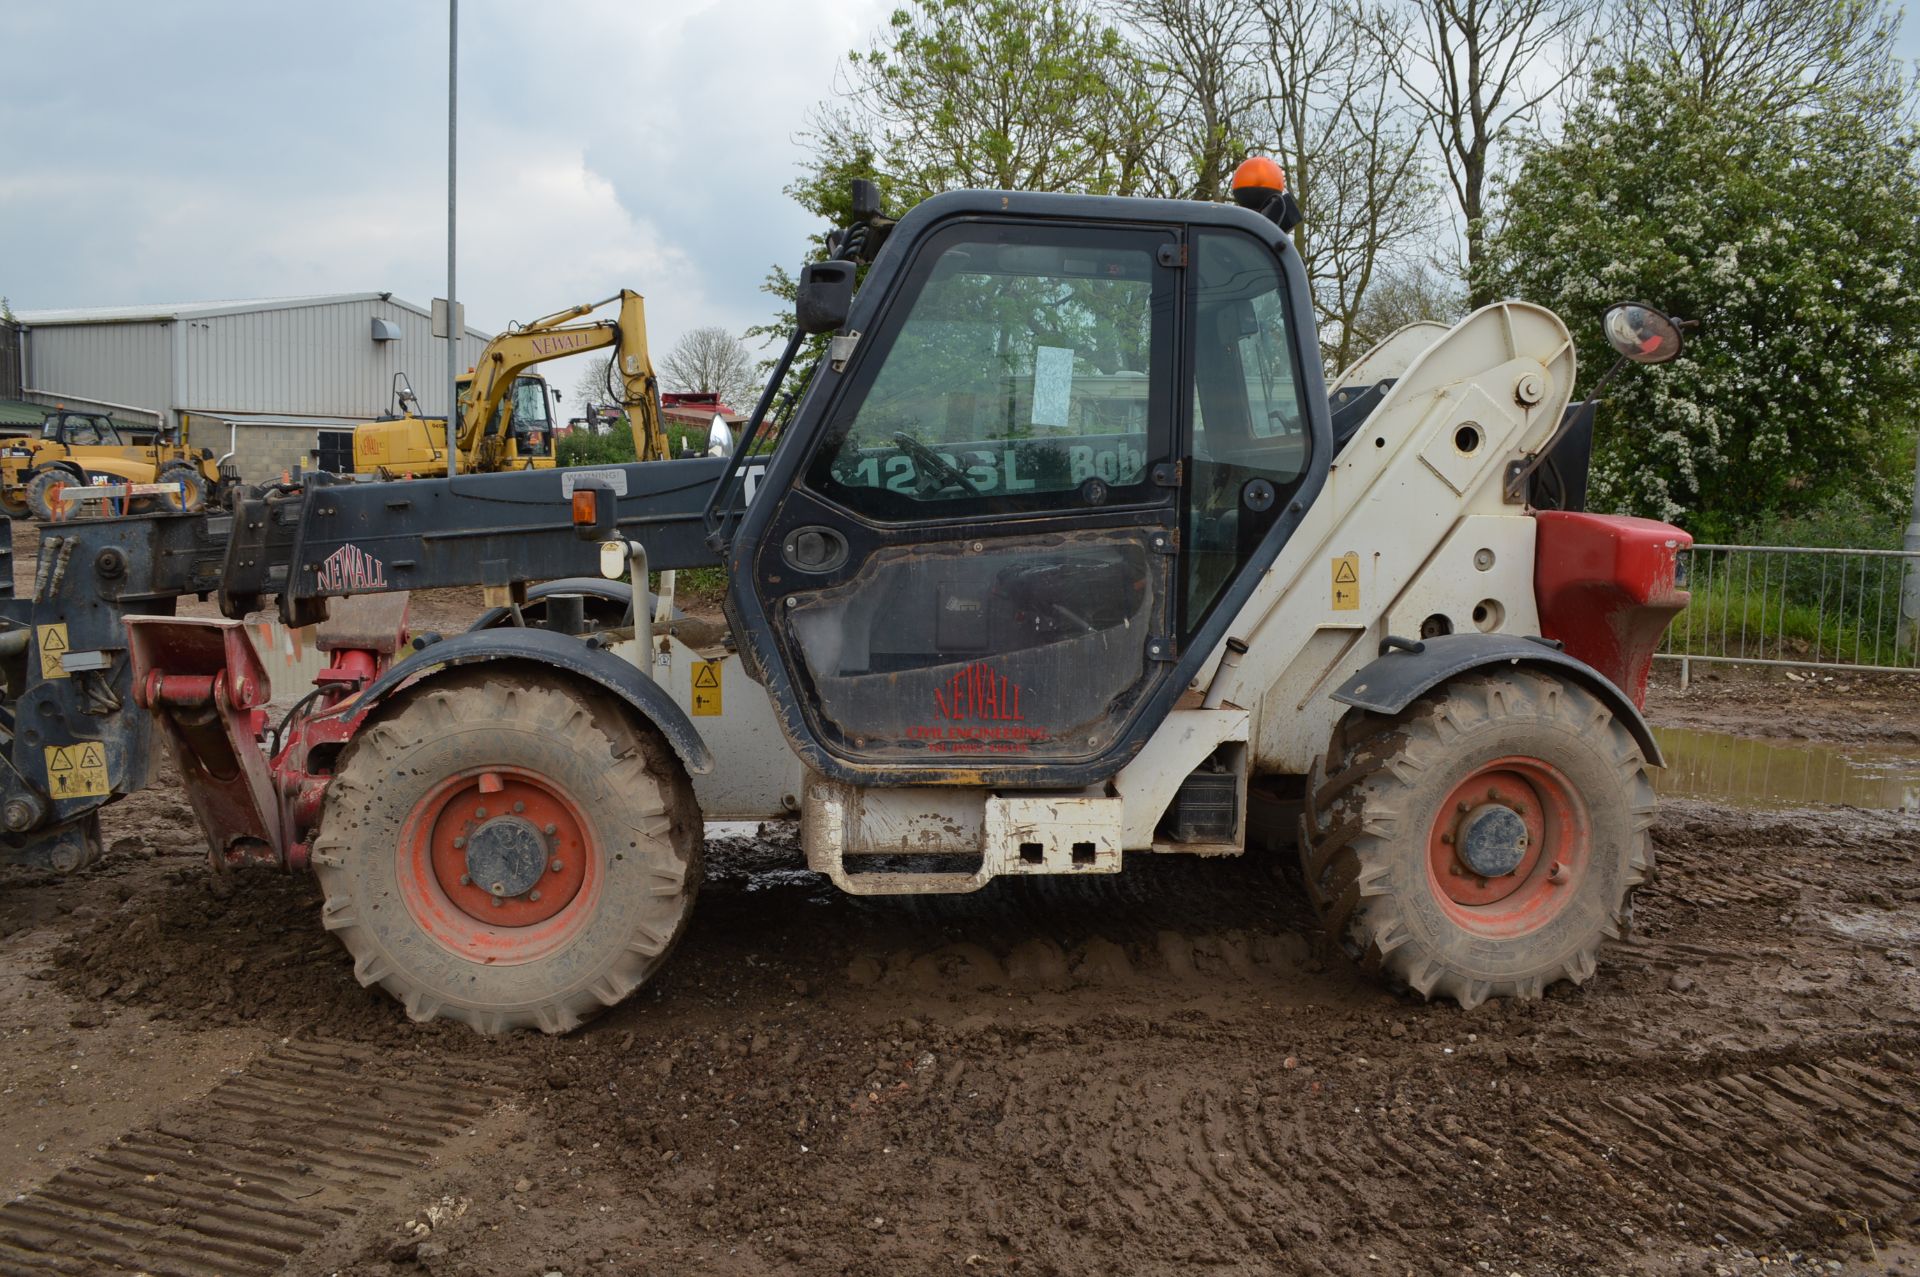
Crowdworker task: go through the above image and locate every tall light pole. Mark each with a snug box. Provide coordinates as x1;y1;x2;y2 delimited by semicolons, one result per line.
445;0;459;478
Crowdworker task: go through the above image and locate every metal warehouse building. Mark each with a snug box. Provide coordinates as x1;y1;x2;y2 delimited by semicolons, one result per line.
12;294;491;480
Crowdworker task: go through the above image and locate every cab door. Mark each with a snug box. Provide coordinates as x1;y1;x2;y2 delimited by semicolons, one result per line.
747;218;1184;780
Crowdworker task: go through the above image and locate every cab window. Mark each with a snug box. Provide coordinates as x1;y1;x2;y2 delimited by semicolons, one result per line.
1184;230;1311;635
807;222;1173;520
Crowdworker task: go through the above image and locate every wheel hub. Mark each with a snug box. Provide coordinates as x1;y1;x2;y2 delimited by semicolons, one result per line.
1458;803;1528;877
464;816;550;898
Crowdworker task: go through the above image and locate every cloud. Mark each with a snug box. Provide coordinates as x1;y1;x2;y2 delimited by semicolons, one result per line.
0;0;894;370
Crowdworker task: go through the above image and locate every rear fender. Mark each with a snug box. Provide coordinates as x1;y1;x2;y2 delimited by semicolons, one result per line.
1329;632;1662;766
356;627;714;775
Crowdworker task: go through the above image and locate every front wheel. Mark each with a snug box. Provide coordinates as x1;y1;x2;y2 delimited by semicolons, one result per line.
312;671;702;1034
25;468;81;522
1298;669;1655;1009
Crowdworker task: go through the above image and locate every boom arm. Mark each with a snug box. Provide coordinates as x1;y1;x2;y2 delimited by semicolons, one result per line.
463;290;668;464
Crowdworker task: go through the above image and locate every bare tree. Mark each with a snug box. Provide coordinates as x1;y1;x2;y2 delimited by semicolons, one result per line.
1609;0;1904;117
1252;0;1439;371
1117;0;1265;199
660;327;759;409
572;355;614;414
1348;259;1464;357
1371;0;1597;306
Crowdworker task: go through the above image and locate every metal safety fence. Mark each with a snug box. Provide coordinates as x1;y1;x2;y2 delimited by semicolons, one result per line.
1656;543;1920;680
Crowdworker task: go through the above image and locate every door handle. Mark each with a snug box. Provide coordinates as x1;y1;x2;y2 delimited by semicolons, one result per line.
781;526;849;573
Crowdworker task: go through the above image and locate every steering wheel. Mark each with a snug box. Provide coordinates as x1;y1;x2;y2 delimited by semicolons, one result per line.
891;432;982;497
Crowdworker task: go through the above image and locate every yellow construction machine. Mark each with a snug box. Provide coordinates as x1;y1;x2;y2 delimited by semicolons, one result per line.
0;408;234;520
352;291;667;478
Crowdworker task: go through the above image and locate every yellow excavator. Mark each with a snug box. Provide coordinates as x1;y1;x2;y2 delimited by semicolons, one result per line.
352;290;667;478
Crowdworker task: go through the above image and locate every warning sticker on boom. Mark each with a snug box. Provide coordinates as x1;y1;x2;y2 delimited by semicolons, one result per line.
36;623;70;680
691;661;723;716
44;742;110;799
1331;553;1361;611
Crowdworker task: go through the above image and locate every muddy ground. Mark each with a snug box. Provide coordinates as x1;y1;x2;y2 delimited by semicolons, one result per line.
2;518;1917;1275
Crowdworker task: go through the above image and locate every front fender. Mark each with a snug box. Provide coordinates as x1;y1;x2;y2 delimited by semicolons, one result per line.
357;627;714;775
1330;632;1663;766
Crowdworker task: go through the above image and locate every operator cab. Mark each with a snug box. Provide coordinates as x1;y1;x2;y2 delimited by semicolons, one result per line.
41;411;124;447
725;179;1331;786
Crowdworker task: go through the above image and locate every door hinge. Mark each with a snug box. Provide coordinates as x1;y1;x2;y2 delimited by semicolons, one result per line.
828;330;862;372
1150;460;1181;488
1146;636;1178;661
1157;243;1188;268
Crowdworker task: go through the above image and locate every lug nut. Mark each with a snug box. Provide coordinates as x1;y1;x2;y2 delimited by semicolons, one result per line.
1440;832;1454;845
475;806;488;819
453;836;466;849
490;881;506;896
513;801;525;813
544;823;558;836
490;896;503;908
1457;801;1471;813
550;860;564;873
459;873;471;886
529;889;542;902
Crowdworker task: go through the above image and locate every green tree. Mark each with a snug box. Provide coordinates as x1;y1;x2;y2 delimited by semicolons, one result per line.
1482;63;1920;536
757;0;1165;349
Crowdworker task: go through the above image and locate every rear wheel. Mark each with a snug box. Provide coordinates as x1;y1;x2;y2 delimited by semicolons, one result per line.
156;464;211;513
312;671;701;1034
1298;669;1654;1009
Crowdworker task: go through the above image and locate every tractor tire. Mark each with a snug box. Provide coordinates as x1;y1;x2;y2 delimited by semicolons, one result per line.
156;464;211;513
311;670;702;1034
25;468;82;522
1297;668;1655;1009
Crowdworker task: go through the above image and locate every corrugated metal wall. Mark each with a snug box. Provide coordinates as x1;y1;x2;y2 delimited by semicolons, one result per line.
22;300;489;426
24;321;174;415
178;299;487;418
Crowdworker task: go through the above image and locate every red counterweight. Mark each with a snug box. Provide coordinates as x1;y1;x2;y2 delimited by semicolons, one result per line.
1533;511;1692;709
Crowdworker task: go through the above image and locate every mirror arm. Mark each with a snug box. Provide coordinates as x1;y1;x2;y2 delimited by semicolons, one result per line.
1503;353;1629;503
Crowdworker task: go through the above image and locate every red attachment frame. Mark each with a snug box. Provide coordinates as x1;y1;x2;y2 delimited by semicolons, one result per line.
126;612;407;873
1534;512;1691;709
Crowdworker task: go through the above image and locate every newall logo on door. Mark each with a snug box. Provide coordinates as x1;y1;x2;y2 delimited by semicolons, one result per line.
316;543;387;591
933;661;1025;722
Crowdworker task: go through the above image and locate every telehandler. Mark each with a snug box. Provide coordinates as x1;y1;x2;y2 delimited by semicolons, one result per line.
352;291;667;478
18;162;1691;1033
0;408;232;520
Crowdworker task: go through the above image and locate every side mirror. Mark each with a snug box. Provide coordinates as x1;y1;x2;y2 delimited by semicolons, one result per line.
1602;302;1684;365
795;260;856;335
706;413;735;459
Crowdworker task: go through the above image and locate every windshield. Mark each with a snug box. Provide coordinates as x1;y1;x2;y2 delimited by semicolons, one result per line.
511;377;551;430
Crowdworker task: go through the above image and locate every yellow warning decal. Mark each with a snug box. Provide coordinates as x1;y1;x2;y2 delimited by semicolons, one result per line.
36;623;71;680
44;741;110;799
691;661;723;716
1331;552;1360;612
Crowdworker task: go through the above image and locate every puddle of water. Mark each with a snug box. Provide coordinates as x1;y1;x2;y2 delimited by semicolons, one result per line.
1652;727;1920;813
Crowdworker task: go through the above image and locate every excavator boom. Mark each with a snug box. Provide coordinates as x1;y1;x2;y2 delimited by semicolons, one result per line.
463;290;668;465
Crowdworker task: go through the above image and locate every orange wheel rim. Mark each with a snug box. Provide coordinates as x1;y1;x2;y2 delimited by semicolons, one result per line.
396;767;599;965
1425;755;1591;937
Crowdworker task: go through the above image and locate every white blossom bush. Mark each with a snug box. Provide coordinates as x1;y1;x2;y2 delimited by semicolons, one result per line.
1481;64;1920;539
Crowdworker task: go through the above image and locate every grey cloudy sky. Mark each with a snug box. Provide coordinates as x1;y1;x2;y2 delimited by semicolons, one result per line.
2;0;892;364
3;1;1917;374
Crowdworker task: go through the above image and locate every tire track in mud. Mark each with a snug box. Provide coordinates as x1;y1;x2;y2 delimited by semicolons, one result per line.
1545;1056;1920;1244
0;1037;513;1277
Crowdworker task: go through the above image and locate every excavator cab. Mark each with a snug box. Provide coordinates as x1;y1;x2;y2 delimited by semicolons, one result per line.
727;192;1328;785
